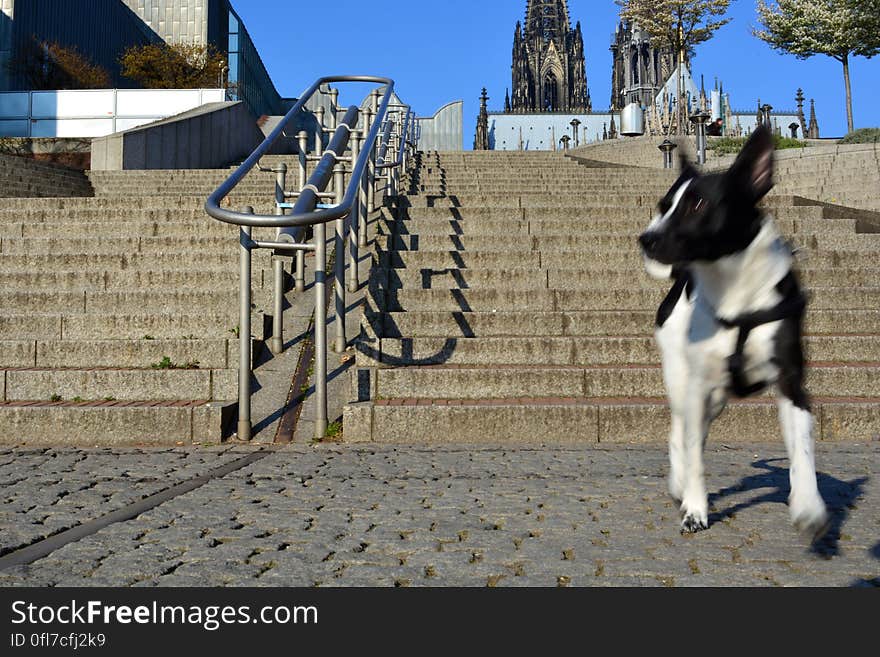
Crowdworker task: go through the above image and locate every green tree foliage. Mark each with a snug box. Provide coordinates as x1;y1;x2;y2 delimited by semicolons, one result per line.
616;0;732;55
120;42;226;89
6;37;111;89
838;128;880;144
755;0;880;134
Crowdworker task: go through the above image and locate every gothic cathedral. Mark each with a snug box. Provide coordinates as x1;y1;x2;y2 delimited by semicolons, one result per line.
507;0;591;113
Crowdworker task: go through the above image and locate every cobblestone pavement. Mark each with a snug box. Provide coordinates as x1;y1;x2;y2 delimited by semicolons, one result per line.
0;443;877;587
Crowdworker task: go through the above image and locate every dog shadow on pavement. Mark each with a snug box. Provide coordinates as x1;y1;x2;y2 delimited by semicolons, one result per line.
707;458;869;560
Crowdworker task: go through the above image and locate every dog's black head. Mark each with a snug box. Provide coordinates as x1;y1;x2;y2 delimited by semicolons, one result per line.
639;126;775;267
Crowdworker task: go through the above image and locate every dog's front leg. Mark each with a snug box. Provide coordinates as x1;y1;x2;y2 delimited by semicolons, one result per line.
778;397;829;537
667;412;686;503
680;377;710;533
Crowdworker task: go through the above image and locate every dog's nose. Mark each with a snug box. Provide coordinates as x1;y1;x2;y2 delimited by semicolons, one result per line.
639;232;659;253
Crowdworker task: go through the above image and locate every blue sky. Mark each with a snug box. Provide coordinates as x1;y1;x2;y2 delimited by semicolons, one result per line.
233;0;878;146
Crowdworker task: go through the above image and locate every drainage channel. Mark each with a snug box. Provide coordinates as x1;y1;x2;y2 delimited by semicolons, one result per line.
274;326;315;444
0;449;273;570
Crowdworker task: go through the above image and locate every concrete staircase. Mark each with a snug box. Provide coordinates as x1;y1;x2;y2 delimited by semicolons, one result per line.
772;146;880;212
0;161;301;445
0;154;94;198
346;151;880;444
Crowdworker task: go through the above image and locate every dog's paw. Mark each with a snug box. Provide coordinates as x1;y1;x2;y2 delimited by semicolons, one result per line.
791;502;830;540
680;512;709;534
680;497;709;534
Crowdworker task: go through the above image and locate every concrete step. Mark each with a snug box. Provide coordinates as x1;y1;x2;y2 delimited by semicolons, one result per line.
380;218;858;241
82;289;272;314
370;308;880;337
0;251;273;272
0;400;233;446
2;366;237;402
359;335;880;367
343;397;879;443
370;363;880;399
0;196;273;211
59;313;269;341
376;230;880;253
0;270;273;293
374;249;877;270
0;208;211;222
0;339;232;369
0;235;235;255
383;216;858;237
373;266;880;291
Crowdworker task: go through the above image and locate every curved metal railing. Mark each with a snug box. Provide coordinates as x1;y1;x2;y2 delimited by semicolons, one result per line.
205;75;415;440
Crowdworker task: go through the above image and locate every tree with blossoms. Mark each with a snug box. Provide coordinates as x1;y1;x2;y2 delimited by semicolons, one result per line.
755;0;880;134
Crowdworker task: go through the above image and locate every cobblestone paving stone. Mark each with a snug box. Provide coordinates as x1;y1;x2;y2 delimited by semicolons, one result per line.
0;447;262;557
0;443;877;587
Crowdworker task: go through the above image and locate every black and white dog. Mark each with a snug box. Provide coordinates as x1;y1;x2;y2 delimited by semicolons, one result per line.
638;126;829;537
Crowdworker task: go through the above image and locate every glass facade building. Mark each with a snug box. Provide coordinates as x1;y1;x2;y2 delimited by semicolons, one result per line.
1;0;282;117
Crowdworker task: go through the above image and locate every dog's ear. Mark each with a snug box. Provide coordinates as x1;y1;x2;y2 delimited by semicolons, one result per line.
728;125;774;201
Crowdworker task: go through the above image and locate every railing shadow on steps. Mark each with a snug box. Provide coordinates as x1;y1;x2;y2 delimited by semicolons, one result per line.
205;76;416;440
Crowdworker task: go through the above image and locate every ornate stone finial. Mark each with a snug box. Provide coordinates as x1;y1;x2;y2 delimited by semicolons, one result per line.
808;98;820;139
474;87;490;150
796;88;807;137
609;115;618;139
504;88;511;113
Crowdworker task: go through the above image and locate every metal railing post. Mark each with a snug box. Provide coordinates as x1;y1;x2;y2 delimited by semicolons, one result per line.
314;218;328;439
271;164;287;354
315;106;325;157
349;132;361;293
367;139;377;215
361;107;374;248
333;163;347;353
295;131;309;293
329;88;339;130
238;207;254;441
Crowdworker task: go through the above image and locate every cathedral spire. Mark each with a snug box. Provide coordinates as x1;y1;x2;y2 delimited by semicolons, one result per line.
808;98;820;139
509;0;589;113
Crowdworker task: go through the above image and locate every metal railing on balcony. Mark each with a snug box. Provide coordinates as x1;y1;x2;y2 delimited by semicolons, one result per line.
205;76;416;440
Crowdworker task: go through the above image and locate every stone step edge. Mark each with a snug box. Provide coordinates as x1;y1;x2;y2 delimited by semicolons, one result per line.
0;399;215;408
0;400;237;446
367;362;880;371
369;395;880;406
342;397;879;443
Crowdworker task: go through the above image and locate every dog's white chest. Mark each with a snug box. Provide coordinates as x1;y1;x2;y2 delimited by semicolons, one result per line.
686;297;781;393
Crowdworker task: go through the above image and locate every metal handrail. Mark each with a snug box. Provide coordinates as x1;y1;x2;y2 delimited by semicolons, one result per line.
374;108;414;198
206;75;394;228
377;109;413;170
204;75;407;442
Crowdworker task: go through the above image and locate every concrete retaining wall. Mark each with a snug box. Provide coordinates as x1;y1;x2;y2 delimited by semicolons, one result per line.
568;135;697;169
91;101;265;171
